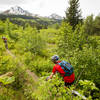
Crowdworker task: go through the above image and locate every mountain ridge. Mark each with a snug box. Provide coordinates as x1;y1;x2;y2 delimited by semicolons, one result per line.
2;6;32;16
1;6;63;20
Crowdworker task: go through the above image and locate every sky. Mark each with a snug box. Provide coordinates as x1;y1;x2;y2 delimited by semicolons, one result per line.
0;0;100;18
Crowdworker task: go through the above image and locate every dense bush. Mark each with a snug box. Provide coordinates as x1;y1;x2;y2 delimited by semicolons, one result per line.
15;26;46;56
57;22;100;89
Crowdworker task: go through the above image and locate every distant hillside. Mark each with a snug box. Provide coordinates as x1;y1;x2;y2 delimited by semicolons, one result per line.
0;6;62;29
0;14;62;29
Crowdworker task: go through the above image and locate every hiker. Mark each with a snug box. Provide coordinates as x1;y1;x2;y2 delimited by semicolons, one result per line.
2;37;8;49
46;55;75;87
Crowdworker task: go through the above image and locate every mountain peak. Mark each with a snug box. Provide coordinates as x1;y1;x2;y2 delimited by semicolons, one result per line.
49;13;63;19
2;6;32;16
10;6;22;11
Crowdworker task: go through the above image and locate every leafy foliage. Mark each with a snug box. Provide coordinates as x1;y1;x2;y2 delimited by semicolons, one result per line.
0;76;15;85
57;21;100;94
83;15;94;35
15;26;46;56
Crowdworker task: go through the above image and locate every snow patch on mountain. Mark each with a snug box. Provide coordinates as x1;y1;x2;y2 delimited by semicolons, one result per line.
48;13;63;19
2;6;32;16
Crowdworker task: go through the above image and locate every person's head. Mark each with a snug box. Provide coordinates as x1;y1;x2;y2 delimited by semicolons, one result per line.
2;37;6;40
51;55;59;64
2;37;5;39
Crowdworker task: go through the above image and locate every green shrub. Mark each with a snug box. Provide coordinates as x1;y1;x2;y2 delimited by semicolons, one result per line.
28;56;53;76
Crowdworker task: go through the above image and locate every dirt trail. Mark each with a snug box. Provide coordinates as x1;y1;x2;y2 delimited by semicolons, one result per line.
7;49;16;58
6;49;39;82
26;70;38;82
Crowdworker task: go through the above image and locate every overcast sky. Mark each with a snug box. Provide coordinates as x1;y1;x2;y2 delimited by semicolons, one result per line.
0;0;100;18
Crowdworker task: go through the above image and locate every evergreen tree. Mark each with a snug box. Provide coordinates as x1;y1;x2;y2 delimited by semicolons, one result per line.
65;0;82;30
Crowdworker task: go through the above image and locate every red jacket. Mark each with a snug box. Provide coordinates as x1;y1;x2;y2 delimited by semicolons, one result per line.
52;61;75;83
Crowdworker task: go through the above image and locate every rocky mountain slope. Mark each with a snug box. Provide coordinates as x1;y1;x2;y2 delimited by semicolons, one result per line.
2;6;32;16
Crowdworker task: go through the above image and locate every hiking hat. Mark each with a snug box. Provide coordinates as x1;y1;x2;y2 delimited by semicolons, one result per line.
51;55;59;61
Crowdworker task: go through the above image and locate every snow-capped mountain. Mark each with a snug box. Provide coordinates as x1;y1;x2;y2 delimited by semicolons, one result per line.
1;6;63;20
48;13;63;20
2;6;32;16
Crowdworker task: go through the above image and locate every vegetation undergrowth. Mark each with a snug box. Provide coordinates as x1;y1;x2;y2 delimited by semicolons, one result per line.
0;11;100;100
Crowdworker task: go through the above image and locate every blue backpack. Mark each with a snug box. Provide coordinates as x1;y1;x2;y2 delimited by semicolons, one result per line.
58;60;74;76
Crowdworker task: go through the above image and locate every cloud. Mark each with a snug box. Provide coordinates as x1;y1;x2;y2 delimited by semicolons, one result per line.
38;1;45;8
0;0;28;5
